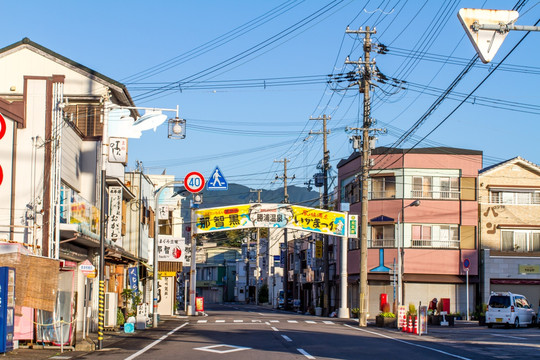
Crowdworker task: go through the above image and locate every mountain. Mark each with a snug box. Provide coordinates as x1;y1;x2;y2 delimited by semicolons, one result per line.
178;183;321;208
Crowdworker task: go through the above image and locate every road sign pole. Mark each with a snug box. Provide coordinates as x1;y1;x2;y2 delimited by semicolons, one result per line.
466;268;469;321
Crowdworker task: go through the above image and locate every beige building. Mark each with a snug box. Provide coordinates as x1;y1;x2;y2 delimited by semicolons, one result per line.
479;157;540;308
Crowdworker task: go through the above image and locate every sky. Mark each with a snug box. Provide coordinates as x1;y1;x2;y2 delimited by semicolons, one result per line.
2;1;539;193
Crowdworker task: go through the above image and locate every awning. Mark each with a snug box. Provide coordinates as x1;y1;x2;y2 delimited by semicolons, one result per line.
106;177;135;201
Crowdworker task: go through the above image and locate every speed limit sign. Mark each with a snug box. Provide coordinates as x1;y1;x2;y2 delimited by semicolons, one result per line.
184;171;205;193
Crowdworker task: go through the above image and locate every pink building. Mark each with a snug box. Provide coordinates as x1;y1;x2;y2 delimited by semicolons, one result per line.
337;147;482;318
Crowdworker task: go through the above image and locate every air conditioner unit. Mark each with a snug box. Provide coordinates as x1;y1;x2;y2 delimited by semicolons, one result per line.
104;292;118;328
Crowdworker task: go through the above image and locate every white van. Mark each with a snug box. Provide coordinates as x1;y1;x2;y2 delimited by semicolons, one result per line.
485;292;536;328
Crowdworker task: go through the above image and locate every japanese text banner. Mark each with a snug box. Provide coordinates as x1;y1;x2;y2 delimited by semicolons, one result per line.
194;203;346;237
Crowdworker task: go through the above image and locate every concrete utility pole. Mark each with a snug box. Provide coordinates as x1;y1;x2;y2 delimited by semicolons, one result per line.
275;158;294;310
250;189;262;304
345;25;377;327
310;115;331;316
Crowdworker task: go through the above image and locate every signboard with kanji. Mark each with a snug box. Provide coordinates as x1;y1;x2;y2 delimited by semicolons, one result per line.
107;186;122;242
194;203;347;237
157;236;187;263
108;137;128;163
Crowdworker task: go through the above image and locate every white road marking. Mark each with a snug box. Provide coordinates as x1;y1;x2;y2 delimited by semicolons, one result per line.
491;333;526;340
216;320;225;323
265;321;271;325
258;313;265;315
281;334;293;342
271;327;279;332
305;320;316;324
51;357;72;359
298;348;315;359
288;320;298;323
234;320;243;323
194;344;251;354
124;322;188;360
252;319;262;322
323;321;334;324
197;320;207;323
270;320;279;323
343;324;471;360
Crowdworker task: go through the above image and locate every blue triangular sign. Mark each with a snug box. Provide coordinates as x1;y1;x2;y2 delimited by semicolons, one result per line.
207;166;228;190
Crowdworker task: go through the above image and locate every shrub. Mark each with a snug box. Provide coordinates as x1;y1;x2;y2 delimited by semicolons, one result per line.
351;308;360;318
408;303;417;316
379;312;396;318
117;308;125;326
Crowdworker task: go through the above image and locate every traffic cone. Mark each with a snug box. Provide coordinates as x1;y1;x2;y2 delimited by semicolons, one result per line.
414;316;418;334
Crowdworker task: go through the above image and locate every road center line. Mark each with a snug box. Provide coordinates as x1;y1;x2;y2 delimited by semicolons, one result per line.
124;322;188;360
343;324;471;360
297;348;315;359
282;334;292;342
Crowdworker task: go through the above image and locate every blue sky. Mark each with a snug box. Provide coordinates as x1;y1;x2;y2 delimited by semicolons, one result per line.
2;1;539;191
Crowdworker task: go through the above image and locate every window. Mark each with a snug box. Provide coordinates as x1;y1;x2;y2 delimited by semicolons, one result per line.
63;103;103;137
501;230;540;252
371;176;396;199
412;224;459;248
370;225;395;247
342;180;360;204
412;176;432;198
440;177;459;199
490;190;540;205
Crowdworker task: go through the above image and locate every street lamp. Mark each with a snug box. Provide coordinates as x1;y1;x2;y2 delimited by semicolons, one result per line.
397;199;420;309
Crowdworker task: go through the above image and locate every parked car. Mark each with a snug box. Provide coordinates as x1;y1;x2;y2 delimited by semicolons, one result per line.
485;292;536;328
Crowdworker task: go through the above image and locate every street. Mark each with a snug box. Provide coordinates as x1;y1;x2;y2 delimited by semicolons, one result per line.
73;304;540;360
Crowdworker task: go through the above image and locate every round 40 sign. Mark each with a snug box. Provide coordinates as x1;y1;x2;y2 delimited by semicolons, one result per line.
184;171;205;193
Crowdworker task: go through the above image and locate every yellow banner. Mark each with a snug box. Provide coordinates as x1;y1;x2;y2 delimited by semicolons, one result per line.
194;203;347;237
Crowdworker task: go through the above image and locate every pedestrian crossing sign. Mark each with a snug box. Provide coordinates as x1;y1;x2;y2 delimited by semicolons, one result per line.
207;166;228;190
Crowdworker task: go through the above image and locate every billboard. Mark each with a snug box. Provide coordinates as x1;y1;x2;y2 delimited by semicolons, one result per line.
194;203;347;237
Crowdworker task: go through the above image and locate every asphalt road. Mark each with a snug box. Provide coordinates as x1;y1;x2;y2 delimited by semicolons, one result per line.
73;304;540;360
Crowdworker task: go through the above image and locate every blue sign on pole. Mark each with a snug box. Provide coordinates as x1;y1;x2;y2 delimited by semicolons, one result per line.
207;166;228;190
128;267;139;294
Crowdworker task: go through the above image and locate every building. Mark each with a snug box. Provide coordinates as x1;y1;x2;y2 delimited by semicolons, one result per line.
0;38;144;344
337;147;482;318
478;157;540;308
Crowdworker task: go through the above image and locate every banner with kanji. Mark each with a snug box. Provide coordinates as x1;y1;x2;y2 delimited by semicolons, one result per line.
194;203;347;237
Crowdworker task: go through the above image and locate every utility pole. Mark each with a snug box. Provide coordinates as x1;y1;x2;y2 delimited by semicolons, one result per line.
250;189;262;304
275;158;294;310
345;25;378;327
310;115;331;316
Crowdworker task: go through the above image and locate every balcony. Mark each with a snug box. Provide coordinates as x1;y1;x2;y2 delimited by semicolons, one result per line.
60;187;100;241
411;239;460;249
368;238;396;248
369;191;396;200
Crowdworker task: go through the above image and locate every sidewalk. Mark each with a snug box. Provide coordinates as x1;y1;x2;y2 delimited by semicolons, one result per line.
2;316;187;359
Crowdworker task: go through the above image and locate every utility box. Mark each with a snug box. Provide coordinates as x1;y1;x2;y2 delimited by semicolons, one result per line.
441;298;450;314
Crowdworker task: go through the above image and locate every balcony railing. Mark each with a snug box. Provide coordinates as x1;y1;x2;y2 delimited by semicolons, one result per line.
411;190;460;199
369;191;396;200
411;239;460;248
60;187;100;240
368;239;396;248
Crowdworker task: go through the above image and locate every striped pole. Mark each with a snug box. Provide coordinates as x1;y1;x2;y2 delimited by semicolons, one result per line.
98;280;104;348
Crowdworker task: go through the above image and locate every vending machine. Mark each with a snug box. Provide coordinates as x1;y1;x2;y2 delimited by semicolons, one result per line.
0;267;15;353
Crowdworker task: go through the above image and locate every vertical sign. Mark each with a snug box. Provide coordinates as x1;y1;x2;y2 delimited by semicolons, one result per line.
315;240;323;259
128;266;139;294
158;236;186;263
306;248;313;268
108;137;128;163
348;214;358;238
157;205;169;220
108;186;122;242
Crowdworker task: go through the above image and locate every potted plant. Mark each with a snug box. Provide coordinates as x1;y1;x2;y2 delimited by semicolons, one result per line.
351;308;360;319
376;303;396;327
477;303;487;326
